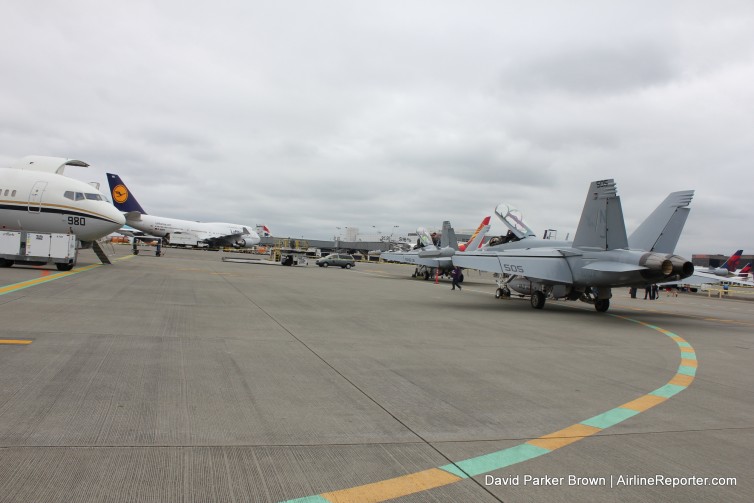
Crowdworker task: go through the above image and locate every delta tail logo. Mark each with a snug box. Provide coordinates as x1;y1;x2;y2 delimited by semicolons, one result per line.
112;184;129;204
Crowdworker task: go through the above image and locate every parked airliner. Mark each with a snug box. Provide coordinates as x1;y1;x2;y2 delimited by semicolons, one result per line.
0;156;125;242
106;173;261;248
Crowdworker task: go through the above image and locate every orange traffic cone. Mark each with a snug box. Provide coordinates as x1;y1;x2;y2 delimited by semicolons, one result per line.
434;268;439;284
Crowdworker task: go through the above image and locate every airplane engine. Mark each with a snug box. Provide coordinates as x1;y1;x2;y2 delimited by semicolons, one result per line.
234;238;256;248
638;252;692;281
667;255;694;277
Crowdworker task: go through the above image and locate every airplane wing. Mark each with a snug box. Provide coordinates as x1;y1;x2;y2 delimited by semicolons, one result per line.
205;234;244;247
582;261;647;273
381;250;417;264
381;249;455;271
116;227;157;239
665;270;754;287
453;248;575;284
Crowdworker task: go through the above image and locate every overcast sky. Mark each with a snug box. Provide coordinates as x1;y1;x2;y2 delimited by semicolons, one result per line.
1;1;752;257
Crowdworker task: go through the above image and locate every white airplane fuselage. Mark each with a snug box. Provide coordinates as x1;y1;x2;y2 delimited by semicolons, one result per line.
0;168;125;241
126;214;260;247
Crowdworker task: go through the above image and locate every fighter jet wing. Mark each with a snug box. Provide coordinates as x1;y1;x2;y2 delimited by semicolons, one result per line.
582;261;647;272
381;251;421;265
453;248;575;284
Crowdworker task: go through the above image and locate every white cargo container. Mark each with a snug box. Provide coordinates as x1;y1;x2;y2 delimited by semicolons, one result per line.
0;231;77;271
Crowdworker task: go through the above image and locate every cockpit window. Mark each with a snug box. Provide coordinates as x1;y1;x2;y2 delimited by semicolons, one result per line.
85;193;103;201
75;192;85;201
64;191;75;200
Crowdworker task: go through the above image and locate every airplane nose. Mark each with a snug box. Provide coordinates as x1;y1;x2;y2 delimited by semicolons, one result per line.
109;206;126;228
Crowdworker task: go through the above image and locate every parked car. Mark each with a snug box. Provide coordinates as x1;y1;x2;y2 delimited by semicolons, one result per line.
316;253;356;269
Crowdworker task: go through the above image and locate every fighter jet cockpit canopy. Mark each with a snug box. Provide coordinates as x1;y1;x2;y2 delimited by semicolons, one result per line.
494;203;537;240
415;227;434;248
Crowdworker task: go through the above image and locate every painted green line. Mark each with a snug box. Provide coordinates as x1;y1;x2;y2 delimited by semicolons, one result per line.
580;407;640;429
676;341;692;348
682;352;697;360
678;365;697;376
438;463;468;479
284;497;331;503
440;444;550;478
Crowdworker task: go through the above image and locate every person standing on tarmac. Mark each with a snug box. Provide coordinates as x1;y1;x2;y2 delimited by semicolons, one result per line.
451;266;463;291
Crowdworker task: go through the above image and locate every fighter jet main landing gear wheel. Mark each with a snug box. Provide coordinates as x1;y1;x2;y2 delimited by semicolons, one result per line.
423;270;430;280
595;299;610;312
531;291;546;309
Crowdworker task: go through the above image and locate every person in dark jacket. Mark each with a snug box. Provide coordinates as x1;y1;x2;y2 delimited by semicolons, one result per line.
451;266;463;291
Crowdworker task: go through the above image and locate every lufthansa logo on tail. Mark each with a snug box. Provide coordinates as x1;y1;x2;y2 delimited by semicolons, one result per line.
112;184;129;204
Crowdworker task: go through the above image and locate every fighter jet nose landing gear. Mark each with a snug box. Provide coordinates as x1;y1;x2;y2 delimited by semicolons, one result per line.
594;299;610;312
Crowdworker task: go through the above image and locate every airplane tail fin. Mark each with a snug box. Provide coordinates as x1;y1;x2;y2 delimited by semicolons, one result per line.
106;173;147;214
737;262;751;277
255;224;272;238
721;250;744;271
572;179;628;250
460;216;491;251
628;190;694;253
439;220;459;250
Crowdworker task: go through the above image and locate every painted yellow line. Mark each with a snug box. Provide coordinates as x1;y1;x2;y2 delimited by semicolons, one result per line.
526;424;601;450
620;394;667;412
668;374;694;387
321;468;461;503
114;254;137;261
0;339;32;345
0;263;101;296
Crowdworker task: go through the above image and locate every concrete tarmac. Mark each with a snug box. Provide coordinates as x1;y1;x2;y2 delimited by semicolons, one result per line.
0;246;751;502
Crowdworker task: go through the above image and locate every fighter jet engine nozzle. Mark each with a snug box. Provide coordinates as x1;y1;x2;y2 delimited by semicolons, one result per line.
639;253;675;279
667;255;694;278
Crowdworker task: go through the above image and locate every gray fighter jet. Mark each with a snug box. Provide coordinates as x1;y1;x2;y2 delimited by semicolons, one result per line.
452;179;695;312
380;220;461;280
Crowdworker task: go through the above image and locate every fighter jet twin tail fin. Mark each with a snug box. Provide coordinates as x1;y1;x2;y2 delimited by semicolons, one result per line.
572;179;629;251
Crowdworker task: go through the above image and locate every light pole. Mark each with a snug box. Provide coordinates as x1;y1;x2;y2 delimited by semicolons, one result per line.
391;225;399;241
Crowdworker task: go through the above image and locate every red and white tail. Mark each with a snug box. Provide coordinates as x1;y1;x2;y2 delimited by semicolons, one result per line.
256;225;272;237
458;216;491;252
